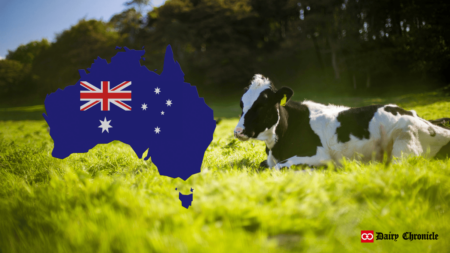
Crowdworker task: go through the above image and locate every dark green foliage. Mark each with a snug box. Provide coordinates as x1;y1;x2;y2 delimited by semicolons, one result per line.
2;0;450;101
137;0;450;94
6;39;50;66
31;20;125;95
0;40;50;96
0;59;25;94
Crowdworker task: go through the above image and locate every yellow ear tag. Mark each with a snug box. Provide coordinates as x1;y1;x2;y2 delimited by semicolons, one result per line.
280;94;287;106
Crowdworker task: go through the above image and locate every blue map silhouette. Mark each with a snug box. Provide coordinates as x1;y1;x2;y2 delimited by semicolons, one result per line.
178;188;194;209
43;45;216;207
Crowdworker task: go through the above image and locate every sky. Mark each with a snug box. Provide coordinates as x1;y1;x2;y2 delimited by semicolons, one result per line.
0;0;166;58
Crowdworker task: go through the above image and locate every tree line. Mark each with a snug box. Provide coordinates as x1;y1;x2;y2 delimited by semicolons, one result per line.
1;0;450;100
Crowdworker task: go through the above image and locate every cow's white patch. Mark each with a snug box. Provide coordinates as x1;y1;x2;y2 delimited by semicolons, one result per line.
302;100;349;151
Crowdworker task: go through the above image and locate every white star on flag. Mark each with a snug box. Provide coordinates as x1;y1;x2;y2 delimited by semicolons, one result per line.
166;99;172;106
154;87;161;94
154;127;161;134
141;103;148;110
99;117;112;133
161;111;165;115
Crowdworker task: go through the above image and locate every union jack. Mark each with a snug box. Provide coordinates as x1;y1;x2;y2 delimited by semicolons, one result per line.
80;81;132;111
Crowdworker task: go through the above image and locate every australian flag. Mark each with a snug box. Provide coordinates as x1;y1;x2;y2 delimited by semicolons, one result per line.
43;45;216;180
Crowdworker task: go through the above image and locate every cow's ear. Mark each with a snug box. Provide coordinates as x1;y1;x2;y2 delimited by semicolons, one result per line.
275;87;293;106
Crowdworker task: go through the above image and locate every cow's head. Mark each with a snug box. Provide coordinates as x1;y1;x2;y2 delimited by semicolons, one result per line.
234;74;293;141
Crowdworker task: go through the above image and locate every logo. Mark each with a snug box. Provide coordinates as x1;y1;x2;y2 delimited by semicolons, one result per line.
361;230;374;243
360;231;438;243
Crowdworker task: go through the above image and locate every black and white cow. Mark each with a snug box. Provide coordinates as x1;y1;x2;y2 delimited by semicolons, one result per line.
234;74;450;169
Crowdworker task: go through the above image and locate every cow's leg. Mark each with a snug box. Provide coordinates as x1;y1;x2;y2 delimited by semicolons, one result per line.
391;127;423;159
429;118;450;129
273;149;330;170
266;150;278;168
273;156;325;170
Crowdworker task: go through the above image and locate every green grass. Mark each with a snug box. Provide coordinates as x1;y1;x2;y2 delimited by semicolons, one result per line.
1;92;450;252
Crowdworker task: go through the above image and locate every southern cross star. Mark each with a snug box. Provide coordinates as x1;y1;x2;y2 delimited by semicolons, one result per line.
154;127;161;134
154;87;161;94
141;103;148;110
161;111;165;115
99;117;112;133
166;99;172;106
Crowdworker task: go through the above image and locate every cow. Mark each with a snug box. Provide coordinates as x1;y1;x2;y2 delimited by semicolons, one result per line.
234;74;450;170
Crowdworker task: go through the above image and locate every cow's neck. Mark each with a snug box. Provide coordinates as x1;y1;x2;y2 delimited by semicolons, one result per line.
263;124;278;149
255;108;281;149
273;104;288;144
258;105;289;150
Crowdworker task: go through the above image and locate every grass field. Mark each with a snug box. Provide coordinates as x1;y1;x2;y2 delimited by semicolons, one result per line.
1;92;450;252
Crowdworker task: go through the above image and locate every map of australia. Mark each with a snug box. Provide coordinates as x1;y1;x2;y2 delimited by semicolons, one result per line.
43;45;216;207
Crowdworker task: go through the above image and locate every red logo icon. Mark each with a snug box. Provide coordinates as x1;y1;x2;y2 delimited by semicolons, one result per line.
361;230;374;243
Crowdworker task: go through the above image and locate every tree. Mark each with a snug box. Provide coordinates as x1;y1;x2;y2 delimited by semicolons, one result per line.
1;40;52;97
31;20;125;94
125;0;152;14
110;8;143;45
0;59;25;94
6;39;50;66
142;0;304;90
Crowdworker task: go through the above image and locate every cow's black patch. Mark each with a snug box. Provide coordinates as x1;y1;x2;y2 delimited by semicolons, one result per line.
435;140;450;159
336;105;383;143
270;102;323;162
384;106;414;117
